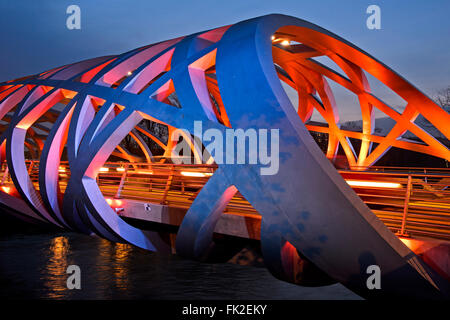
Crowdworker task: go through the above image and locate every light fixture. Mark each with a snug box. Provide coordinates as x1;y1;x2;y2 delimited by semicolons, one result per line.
137;170;153;175
181;171;207;177
281;40;290;46
345;180;402;188
398;237;421;252
106;198;113;205
127;71;132;76
271;35;275;41
99;167;109;172
116;167;125;172
2;186;11;193
58;166;66;173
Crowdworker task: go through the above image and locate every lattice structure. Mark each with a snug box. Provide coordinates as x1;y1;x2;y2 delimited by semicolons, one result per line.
0;14;448;299
271;29;450;168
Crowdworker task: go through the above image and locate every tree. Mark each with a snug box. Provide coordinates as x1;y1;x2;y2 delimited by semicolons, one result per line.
434;86;450;112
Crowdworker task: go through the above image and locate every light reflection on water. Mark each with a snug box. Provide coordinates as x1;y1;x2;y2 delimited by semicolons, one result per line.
0;232;361;300
114;243;131;291
43;236;70;299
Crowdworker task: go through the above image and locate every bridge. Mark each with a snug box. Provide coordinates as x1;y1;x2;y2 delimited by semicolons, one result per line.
0;14;449;299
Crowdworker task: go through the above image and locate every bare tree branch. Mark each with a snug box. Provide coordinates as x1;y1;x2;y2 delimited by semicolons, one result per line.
434;86;450;112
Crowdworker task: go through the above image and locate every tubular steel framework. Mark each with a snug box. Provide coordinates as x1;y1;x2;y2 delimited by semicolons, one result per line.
0;14;449;299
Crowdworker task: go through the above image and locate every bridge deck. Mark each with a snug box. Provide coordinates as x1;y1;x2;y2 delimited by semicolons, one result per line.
1;161;449;241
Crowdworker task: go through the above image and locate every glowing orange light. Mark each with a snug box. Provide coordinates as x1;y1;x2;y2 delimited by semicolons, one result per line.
281;40;290;46
106;198;113;205
16;123;31;130
115;199;123;206
116;167;125;172
99;167;109;172
181;171;207;177
58;166;66;173
271;35;275;41
127;71;132;76
398;237;421;253
1;186;11;193
137;170;153;175
399;237;412;247
345;180;401;188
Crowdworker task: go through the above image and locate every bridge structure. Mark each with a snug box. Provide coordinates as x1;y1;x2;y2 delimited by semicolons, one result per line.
0;14;449;299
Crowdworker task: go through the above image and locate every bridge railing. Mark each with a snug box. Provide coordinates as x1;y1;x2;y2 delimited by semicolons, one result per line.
345;165;450;175
0;161;449;240
340;169;450;239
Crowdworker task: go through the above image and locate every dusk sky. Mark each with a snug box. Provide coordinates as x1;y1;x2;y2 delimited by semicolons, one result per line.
1;0;449;121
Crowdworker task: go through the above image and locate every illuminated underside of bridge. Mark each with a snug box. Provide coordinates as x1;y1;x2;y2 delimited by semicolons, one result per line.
0;14;449;299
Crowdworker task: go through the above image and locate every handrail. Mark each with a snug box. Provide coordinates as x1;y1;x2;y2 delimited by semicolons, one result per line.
1;160;449;240
342;165;450;174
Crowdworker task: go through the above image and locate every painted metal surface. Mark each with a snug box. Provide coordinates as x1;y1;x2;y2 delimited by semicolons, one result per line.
0;14;448;299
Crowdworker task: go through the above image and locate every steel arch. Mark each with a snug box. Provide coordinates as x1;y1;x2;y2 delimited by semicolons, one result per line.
0;14;448;299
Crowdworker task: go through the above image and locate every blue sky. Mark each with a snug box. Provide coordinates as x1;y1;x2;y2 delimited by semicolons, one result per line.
0;0;449;120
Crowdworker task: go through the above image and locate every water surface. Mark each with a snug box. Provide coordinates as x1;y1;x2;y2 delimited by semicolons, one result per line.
0;231;361;300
